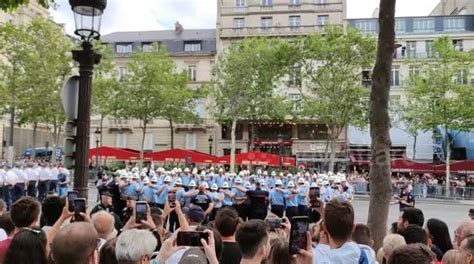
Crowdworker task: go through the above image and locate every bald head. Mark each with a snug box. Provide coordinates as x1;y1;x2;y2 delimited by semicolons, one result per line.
92;211;116;240
51;222;99;264
456;221;474;247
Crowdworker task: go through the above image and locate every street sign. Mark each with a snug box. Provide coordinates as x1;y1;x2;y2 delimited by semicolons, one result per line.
61;76;80;120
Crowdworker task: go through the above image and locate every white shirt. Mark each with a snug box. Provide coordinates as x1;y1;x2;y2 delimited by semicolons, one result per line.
50;167;59;180
25;168;39;182
13;168;27;183
313;241;361;264
4;170;18;186
0;169;5;185
39;167;51;181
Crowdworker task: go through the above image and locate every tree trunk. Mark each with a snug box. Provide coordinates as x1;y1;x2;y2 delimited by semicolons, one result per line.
169;120;174;149
367;0;396;251
140;122;147;170
412;134;417;160
445;130;451;197
32;122;37;159
100;114;104;147
51;118;58;163
230;119;237;173
328;137;336;173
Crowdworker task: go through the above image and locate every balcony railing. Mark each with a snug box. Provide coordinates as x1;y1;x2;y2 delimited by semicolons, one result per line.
221;1;343;15
220;25;325;37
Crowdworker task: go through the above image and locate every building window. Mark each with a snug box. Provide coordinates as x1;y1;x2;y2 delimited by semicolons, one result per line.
261;17;273;28
289;16;301;28
144;133;154;150
236;0;245;7
354;20;377;33
185;133;197;150
261;0;272;6
142;43;152;52
317;15;329;26
118;67;128;79
289;66;301;86
444;17;464;31
184;41;202;52
297;124;328;140
194;99;208;118
390;66;400;87
221;124;243;140
289;0;300;5
409;65;420;78
425;40;433;58
406;41;416;58
413;18;434;33
233;18;245;28
456;69;468;85
116;43;132;54
188;65;197;82
115;133;128;148
453;40;463;51
395;19;406;33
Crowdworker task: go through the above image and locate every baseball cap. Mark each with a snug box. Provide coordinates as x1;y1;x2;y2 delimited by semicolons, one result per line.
179;247;207;264
182;206;205;223
101;191;113;198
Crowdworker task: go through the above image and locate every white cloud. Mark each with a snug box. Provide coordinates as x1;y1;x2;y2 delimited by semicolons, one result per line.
51;0;440;35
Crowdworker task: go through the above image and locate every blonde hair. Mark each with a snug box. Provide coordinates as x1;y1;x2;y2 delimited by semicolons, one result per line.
442;249;460;264
383;234;406;258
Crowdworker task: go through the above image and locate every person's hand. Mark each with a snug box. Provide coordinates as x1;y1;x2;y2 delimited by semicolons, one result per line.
319;229;329;245
163;199;175;217
281;217;291;238
79;212;92;223
174;199;182;214
294;231;313;264
60;199;73;221
201;229;219;264
156;228;185;264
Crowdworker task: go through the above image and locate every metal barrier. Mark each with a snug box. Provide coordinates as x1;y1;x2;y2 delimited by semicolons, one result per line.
351;181;474;200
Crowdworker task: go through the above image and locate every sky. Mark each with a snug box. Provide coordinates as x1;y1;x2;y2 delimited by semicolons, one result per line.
50;0;440;35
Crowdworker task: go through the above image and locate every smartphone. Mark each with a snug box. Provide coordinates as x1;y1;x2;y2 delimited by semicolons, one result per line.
289;216;309;255
168;192;176;208
309;187;320;201
73;198;86;222
67;191;78;212
266;218;282;229
177;231;208;247
135;201;148;224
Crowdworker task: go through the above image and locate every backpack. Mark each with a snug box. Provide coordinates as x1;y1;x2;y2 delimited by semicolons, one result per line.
359;247;369;264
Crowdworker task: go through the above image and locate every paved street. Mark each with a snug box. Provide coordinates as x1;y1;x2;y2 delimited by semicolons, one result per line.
87;184;471;234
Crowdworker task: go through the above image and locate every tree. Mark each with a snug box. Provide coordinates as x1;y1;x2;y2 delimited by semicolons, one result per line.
0;0;54;11
392;102;425;160
405;36;474;196
300;25;376;172
210;38;295;172
367;0;396;251
116;43;193;166
92;42;120;146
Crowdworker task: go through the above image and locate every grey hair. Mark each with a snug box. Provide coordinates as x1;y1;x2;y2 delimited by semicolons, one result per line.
115;229;157;262
91;211;115;239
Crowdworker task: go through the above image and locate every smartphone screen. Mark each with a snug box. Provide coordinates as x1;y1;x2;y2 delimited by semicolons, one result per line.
135;202;148;224
289;216;309;255
73;198;86;222
309;187;320;201
67;191;78;212
176;231;208;247
266;218;282;229
168;192;176;208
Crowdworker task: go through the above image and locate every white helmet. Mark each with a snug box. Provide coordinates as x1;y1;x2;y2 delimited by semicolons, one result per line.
305;172;310;177
334;178;341;184
202;182;209;189
310;182;317;187
189;180;197;187
175;178;183;185
234;177;242;184
288;181;295;188
218;168;224;173
184;168;190;173
211;183;218;191
143;178;150;184
140;171;147;177
164;176;172;183
316;179;324;185
259;179;265;186
304;181;310;187
275;179;283;186
329;176;336;182
192;168;198;175
222;182;230;189
201;171;206;176
177;168;182;173
244;182;252;188
287;173;293;178
321;174;328;180
323;180;329;186
271;171;276;176
257;169;262;175
210;167;215;171
263;171;268;176
132;173;139;179
297;177;305;184
151;177;158;183
238;171;244;177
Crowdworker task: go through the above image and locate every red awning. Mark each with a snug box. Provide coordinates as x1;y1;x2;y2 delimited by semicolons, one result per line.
390;158;434;173
220;151;296;167
89;146;141;161
435;161;474;174
145;149;221;164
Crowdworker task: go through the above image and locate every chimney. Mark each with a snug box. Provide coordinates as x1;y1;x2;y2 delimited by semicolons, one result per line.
175;21;183;34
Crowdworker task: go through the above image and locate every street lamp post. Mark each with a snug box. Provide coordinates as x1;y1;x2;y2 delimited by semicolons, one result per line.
94;128;101;170
208;135;213;155
69;0;107;199
277;133;284;171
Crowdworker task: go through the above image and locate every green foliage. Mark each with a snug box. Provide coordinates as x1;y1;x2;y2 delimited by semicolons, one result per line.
211;37;296;125
0;0;54;11
300;25;376;135
405;36;474;133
